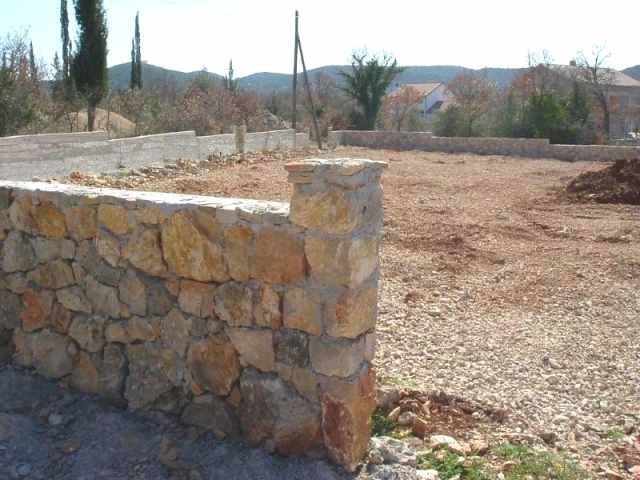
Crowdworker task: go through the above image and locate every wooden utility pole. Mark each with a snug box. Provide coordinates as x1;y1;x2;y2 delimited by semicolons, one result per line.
292;11;299;131
292;11;322;149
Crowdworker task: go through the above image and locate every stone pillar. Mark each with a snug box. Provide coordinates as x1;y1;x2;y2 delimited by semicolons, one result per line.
285;158;387;471
233;124;246;154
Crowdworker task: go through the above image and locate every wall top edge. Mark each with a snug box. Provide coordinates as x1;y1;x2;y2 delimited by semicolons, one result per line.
0;180;289;217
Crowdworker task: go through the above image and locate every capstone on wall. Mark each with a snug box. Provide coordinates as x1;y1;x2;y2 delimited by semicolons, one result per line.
329;130;640;162
0;157;386;471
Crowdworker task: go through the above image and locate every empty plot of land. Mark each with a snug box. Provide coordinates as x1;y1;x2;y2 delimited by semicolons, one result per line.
64;147;640;473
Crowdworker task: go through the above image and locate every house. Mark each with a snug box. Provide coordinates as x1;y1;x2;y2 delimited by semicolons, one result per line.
388;82;454;121
552;64;640;139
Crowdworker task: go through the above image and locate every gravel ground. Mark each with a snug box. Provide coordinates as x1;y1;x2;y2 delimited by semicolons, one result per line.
0;364;352;480
59;147;640;477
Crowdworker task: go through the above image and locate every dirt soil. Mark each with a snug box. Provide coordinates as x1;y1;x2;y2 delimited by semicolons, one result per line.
567;159;640;205
59;147;640;478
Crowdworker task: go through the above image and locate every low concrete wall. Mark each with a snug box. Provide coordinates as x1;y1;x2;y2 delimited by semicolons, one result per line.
1;129;312;181
329;130;640;162
0;131;109;147
0;158;386;471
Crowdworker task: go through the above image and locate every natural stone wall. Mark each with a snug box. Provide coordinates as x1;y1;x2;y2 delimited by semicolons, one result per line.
329;130;640;162
0;157;385;471
0;129;311;181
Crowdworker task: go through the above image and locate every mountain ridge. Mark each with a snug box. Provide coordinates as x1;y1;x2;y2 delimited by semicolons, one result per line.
108;62;639;94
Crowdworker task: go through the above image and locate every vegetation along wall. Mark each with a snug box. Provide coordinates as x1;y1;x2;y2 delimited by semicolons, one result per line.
0;157;386;471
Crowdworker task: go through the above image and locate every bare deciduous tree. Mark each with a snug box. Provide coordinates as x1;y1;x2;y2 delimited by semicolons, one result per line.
382;85;424;131
576;47;615;140
447;72;494;136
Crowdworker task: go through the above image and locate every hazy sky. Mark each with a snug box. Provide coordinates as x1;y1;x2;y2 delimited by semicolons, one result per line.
2;0;638;77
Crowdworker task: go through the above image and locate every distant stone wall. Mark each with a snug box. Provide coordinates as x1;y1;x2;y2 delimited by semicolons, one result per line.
0;129;311;181
329;130;640;162
0;158;386;471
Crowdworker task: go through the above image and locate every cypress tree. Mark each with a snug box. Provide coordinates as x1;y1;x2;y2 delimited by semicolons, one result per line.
130;38;136;89
60;0;73;97
135;12;142;89
29;42;37;80
129;12;142;90
72;0;108;131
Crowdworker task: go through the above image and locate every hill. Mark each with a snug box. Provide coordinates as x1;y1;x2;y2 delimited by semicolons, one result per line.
108;62;526;94
109;63;222;91
109;62;639;94
623;65;640;80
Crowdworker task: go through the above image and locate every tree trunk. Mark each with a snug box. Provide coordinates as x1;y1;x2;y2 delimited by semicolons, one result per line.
602;104;610;141
87;101;96;132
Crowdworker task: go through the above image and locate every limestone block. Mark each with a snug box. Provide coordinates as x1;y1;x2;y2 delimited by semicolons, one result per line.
21;289;54;332
304;234;379;288
178;280;215;318
289;188;358;235
125;343;180;410
97;230;121;267
227;328;275;373
274;329;309;368
252;228;305;284
8;194;36;233
32;203;67;238
161;211;228;282
28;260;75;290
65;206;97;240
56;286;92;314
105;321;131;344
128;316;160;342
68;315;106;353
134;207;166;225
2;231;37;273
309;336;365;378
0;290;23;330
320;365;377;471
4;273;28;294
160;308;191;357
214;282;253;327
97;204;129;235
181;395;240;439
123;228;167;277
31;238;75;263
49;303;73;334
238;368;322;455
18;329;75;379
187;335;240;396
283;287;322;335
224;224;253;282
144;281;173;317
85;276;120;319
275;363;319;402
119;270;147;317
254;284;282;329
326;285;377;339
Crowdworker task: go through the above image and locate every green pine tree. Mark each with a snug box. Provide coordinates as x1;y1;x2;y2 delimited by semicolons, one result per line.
340;51;403;130
72;0;109;131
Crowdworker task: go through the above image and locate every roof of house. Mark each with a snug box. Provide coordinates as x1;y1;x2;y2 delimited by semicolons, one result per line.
552;64;640;88
390;82;444;97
